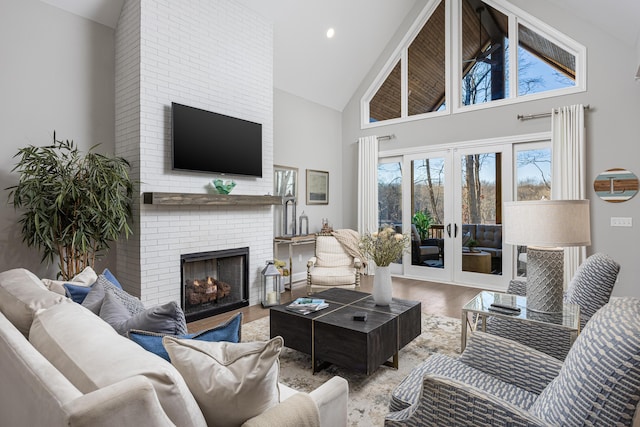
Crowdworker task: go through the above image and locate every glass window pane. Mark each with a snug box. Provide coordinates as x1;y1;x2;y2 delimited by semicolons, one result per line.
408;1;446;115
461;1;508;106
370;61;401;122
412;158;445;269
516;148;551;201
515;146;551;276
378;162;402;229
517;24;575;96
460;153;501;275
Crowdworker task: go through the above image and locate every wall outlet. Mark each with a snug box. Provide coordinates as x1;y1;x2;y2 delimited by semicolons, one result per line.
610;217;633;227
298;254;302;262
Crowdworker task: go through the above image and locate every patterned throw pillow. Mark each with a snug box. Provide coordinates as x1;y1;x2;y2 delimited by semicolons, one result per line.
128;312;242;361
99;292;188;336
82;275;144;315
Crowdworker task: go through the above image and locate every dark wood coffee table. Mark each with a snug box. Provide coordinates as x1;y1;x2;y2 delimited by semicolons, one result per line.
270;288;421;375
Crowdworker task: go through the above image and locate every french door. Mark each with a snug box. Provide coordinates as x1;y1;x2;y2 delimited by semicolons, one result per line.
400;143;513;290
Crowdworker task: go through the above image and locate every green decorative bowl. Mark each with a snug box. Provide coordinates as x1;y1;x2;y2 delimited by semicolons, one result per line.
213;179;236;195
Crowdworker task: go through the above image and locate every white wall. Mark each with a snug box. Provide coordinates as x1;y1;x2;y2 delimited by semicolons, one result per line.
115;0;274;306
0;0;115;278
273;89;343;282
341;0;640;297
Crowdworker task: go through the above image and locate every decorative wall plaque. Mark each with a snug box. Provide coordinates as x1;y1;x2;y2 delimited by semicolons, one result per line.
593;168;639;202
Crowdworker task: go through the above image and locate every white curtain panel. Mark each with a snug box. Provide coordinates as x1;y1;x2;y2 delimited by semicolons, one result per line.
357;136;379;275
551;104;587;287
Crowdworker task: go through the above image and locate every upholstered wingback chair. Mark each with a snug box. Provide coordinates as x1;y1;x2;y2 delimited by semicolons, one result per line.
385;297;640;426
306;233;362;295
486;252;620;360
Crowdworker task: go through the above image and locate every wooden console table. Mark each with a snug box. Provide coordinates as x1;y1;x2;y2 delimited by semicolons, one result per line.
273;234;316;290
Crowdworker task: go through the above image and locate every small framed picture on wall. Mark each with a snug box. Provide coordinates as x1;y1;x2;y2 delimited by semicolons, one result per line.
306;169;329;205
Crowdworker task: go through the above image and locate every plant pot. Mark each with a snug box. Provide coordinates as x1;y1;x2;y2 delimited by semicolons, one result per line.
373;265;392;306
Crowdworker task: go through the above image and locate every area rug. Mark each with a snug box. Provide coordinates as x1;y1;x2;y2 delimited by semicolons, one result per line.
242;313;461;427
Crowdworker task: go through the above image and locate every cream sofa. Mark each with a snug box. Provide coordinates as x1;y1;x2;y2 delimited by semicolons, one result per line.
0;268;348;427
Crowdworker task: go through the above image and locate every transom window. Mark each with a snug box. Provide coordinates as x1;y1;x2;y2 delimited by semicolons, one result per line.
362;0;585;127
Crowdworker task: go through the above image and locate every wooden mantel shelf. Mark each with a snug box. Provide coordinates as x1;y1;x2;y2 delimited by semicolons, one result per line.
142;192;282;206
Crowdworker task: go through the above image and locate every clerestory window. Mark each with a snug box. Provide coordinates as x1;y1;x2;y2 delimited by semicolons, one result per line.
362;0;585;127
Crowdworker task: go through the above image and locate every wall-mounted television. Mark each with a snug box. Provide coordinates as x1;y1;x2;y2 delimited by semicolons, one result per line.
171;102;262;177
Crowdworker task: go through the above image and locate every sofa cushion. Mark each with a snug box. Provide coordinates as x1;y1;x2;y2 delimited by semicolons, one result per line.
0;268;66;337
474;224;502;249
241;392;320;427
99;292;188;336
309;267;356;286
29;302;206;427
164;335;283;427
128;312;242;361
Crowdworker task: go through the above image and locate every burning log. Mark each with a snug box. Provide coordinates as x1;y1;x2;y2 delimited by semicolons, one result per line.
186;276;231;306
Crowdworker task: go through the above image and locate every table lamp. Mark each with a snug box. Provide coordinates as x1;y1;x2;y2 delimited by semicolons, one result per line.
503;200;591;313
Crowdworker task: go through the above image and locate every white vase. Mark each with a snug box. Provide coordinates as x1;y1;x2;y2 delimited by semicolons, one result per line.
373;265;392;306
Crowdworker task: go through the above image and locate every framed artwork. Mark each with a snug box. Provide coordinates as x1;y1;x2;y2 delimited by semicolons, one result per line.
306;169;329;205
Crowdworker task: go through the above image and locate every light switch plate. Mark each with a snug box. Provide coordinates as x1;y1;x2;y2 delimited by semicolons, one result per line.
610;217;633;227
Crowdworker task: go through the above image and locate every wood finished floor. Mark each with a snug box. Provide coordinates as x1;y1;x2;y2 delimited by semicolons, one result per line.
187;275;482;333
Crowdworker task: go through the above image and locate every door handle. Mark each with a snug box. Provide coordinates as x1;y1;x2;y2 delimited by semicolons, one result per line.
454;223;458;238
446;223;451;237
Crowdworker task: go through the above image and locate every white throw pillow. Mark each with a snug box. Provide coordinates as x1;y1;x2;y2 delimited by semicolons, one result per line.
163;335;283;427
41;266;98;296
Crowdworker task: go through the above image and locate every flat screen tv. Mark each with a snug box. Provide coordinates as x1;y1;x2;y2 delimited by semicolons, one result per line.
171;102;262;177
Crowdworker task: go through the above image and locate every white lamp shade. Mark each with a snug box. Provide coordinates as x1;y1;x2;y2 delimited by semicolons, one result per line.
503;200;591;247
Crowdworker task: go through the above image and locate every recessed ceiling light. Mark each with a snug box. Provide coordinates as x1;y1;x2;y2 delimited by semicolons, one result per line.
326;28;335;39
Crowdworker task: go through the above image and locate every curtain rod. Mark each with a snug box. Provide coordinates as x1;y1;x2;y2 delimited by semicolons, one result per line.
354;134;395;143
517;104;591;121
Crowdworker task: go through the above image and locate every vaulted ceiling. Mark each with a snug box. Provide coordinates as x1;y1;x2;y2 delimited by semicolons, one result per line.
40;0;640;111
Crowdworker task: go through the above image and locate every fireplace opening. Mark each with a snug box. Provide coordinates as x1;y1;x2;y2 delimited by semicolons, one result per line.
181;247;249;322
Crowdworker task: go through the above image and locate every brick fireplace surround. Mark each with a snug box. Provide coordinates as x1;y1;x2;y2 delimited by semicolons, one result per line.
114;0;274;310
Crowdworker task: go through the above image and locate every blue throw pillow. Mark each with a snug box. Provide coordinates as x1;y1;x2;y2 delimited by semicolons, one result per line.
102;268;123;289
127;312;243;361
63;283;93;304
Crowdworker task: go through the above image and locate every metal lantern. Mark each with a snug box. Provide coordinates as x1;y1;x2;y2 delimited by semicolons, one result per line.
261;260;282;307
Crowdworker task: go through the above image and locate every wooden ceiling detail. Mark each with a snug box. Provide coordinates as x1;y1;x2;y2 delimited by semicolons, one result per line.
518;24;575;79
408;1;446;115
370;61;401;122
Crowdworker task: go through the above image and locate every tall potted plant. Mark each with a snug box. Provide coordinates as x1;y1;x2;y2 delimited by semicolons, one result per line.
7;133;134;280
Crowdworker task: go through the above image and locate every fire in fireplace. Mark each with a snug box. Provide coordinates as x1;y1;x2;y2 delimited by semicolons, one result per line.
181;247;249;322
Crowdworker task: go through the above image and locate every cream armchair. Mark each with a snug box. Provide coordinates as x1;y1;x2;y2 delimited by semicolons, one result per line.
307;233;362;295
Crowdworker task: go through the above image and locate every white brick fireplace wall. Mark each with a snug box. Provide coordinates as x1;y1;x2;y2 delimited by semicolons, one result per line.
115;0;274;308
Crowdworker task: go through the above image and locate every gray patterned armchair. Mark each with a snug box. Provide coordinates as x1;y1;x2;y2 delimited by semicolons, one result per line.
385;297;640;426
486;252;620;360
